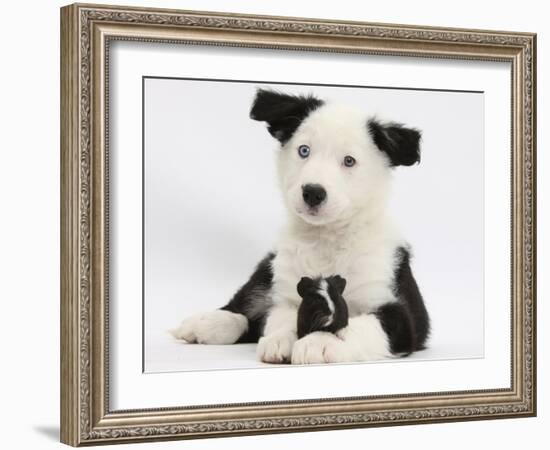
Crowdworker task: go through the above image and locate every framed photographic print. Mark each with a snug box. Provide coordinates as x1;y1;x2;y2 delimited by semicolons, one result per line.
60;3;537;446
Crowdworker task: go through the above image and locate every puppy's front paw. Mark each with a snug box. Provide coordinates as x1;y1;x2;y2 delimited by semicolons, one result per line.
291;331;355;364
257;331;296;364
170;310;248;344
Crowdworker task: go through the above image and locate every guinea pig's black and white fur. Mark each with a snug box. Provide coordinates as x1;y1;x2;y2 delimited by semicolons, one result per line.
296;275;349;339
172;89;430;364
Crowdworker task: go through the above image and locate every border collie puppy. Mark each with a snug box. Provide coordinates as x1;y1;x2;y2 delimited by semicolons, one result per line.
172;89;430;364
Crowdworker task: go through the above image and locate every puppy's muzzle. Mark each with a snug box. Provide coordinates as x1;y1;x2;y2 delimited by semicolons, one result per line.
302;184;327;208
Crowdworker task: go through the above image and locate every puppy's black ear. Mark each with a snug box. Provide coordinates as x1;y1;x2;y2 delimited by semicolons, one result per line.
329;275;347;295
297;277;316;298
250;89;324;145
368;119;422;167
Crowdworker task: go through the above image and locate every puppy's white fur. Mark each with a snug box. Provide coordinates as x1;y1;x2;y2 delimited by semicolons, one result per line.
291;315;391;365
259;102;403;363
256;305;297;363
172;310;248;345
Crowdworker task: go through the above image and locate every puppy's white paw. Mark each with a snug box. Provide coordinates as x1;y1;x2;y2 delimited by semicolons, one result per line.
291;331;356;364
257;331;296;363
170;310;248;344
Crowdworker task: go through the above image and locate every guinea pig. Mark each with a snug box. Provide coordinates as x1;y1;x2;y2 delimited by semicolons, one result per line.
296;275;349;339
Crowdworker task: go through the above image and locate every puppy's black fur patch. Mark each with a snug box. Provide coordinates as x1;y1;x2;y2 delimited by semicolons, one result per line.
221;252;275;343
296;275;349;339
375;247;430;354
368;119;422;167
250;89;324;144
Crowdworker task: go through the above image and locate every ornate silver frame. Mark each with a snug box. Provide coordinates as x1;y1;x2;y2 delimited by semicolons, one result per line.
60;3;536;446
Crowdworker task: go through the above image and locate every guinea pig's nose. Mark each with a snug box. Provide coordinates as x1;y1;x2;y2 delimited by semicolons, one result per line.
302;184;327;208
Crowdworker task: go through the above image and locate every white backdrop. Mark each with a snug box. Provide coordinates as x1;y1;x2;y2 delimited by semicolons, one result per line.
110;40;509;409
0;1;547;449
143;77;485;372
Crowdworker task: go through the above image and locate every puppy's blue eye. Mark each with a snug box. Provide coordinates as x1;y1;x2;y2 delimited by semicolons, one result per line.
298;145;310;158
343;155;356;167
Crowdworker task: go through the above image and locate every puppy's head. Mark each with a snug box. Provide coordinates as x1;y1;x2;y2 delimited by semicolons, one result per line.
250;89;421;226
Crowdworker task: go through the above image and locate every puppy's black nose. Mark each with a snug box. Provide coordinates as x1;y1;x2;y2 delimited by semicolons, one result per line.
302;184;327;208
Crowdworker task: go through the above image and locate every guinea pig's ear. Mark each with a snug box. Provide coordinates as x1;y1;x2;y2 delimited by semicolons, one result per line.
249;89;324;145
330;275;347;295
297;277;315;298
367;118;422;167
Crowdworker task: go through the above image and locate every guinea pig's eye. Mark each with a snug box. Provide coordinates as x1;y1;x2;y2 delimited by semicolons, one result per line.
297;145;310;159
343;155;356;167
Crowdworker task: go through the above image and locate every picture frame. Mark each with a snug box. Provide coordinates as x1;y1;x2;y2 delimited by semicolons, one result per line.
60;2;537;446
